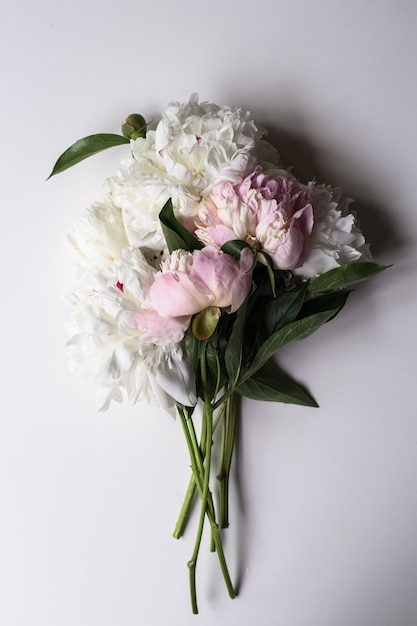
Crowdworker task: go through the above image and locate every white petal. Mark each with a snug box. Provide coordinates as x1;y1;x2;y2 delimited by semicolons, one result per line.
155;349;197;407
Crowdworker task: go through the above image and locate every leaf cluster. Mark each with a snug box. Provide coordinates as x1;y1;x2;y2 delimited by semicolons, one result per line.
159;202;389;408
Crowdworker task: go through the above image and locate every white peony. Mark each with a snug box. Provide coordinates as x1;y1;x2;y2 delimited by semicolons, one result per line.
106;145;197;251
293;186;372;280
105;94;264;247
67;197;129;284
65;247;197;412
154;94;263;201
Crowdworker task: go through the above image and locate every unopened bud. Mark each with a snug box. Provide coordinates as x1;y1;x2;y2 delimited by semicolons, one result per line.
192;306;221;340
121;114;147;140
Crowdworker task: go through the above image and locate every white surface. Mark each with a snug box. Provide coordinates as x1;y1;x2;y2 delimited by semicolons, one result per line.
1;1;416;624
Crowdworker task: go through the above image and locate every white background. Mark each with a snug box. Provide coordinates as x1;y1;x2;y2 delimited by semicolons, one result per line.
1;1;416;624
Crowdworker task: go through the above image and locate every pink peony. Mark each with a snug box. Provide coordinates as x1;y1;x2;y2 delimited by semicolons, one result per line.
132;246;252;344
195;169;315;270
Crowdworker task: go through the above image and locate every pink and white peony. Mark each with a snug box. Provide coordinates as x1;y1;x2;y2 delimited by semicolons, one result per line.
106;95;270;250
195;169;314;270
65;247;197;411
132;246;253;344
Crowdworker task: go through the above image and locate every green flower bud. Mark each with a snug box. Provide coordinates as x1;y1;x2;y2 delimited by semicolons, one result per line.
121;114;147;140
192;306;221;340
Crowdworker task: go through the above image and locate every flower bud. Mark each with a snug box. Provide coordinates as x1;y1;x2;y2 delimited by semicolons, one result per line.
121;114;147;140
192;306;221;340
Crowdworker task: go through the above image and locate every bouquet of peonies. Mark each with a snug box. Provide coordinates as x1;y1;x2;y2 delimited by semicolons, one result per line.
50;94;387;613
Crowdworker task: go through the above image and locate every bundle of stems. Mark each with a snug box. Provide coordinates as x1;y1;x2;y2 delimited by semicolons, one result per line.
174;354;238;614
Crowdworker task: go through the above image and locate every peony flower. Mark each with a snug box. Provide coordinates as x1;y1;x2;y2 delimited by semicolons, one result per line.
154;93;263;198
292;186;372;279
132;246;253;344
195;169;314;270
106;94;267;250
106;138;196;252
67;197;129;283
65;247;197;411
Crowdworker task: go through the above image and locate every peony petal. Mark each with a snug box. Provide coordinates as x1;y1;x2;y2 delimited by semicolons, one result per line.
191;246;252;311
269;228;305;270
132;309;191;344
195;224;237;247
150;271;214;317
155;349;197;407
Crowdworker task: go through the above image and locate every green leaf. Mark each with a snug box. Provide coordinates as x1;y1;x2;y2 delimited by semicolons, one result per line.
159;199;203;253
184;327;204;372
238;365;318;407
258;250;277;297
308;262;390;294
220;239;253;259
47;133;129;178
262;285;307;337
205;334;226;399
300;290;351;321
245;308;340;380
224;300;250;385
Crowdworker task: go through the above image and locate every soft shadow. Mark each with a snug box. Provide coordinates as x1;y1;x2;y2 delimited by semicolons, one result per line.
227;121;410;590
232;366;317;592
265;125;407;259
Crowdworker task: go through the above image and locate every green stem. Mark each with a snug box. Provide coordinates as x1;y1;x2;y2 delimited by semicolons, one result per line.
173;475;197;539
219;396;228;526
173;407;208;539
218;391;237;528
180;357;235;613
177;406;236;611
186;415;215;554
173;401;227;539
187;393;212;614
213;385;235;411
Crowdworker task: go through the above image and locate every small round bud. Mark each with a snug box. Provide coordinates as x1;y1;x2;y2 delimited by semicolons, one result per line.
192;306;221;340
121;114;147;140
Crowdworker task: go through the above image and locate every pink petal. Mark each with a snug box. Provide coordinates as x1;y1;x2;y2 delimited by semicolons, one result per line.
132;309;191;344
293;203;314;237
191;246;252;311
270;228;305;269
198;224;237;247
151;271;214;317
